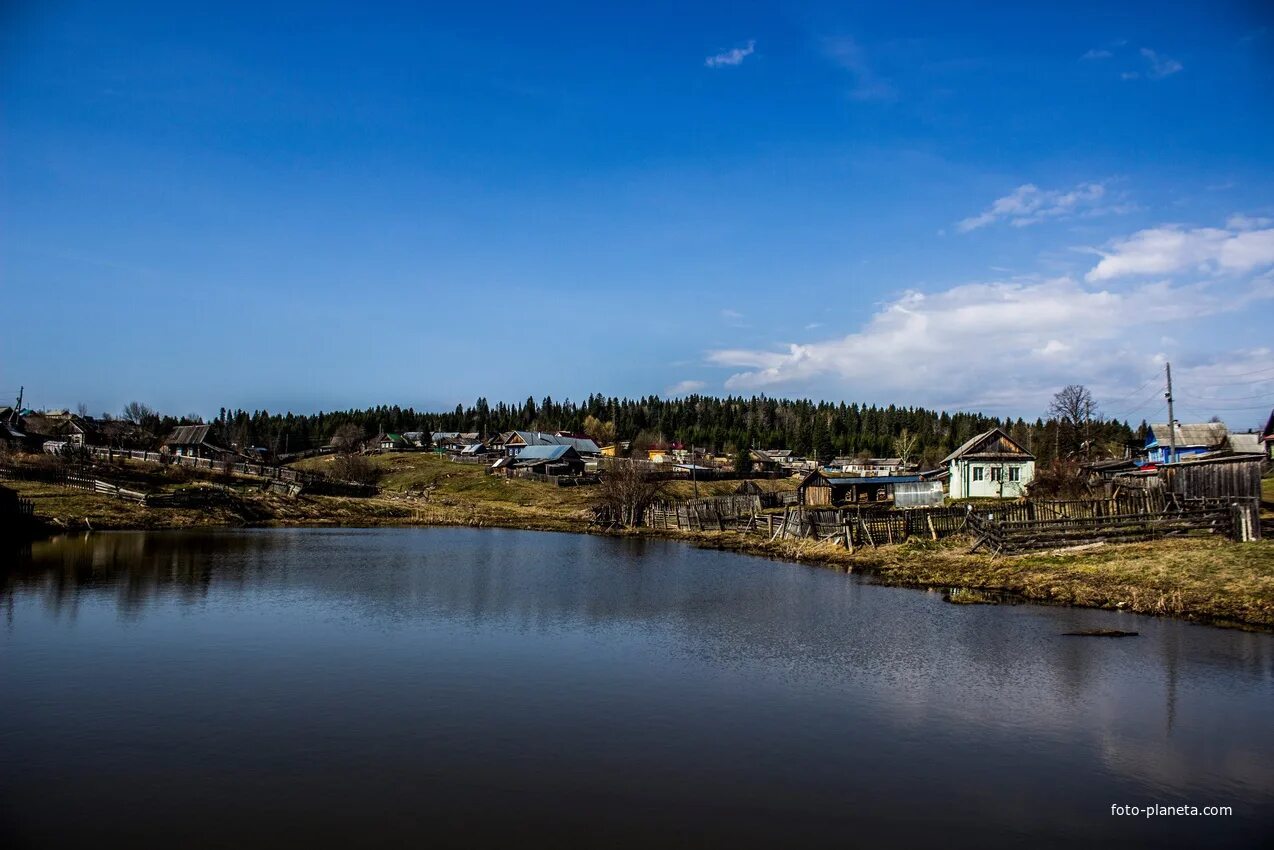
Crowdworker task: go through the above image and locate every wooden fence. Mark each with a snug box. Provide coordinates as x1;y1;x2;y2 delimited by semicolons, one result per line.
642;492;1262;551
646;496;765;531
81;446;376;495
967;498;1253;553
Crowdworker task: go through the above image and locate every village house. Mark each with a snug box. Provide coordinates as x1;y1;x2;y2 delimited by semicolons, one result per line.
1263;409;1274;460
19;411;96;448
373;432;410;452
499;430;601;458
503;444;585;476
162;424;232;460
432;432;481;452
0;421;36;453
745;448;784;472
1143;422;1228;465
400;431;428;448
943;427;1035;499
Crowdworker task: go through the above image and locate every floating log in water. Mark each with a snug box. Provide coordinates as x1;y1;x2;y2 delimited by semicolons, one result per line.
1061;629;1139;637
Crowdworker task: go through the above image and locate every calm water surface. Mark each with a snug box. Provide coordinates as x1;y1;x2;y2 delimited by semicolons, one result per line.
2;528;1272;848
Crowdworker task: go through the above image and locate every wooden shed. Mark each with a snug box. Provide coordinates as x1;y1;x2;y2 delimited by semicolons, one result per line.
1159;453;1264;501
798;470;931;506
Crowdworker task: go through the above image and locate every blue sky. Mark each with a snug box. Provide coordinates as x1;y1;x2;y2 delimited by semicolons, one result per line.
3;1;1273;426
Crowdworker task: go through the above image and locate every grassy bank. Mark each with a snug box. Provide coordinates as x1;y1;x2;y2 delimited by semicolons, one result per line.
675;531;1274;628
7;453;1274;629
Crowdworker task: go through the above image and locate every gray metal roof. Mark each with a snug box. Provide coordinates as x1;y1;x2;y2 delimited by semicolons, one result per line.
515;444;576;461
511;431;601;454
1147;422;1228;449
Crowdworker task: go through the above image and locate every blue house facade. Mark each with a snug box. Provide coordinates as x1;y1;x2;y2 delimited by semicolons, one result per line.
1143;422;1228;465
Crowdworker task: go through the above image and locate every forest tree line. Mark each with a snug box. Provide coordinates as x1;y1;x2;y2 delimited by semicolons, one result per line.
131;391;1141;468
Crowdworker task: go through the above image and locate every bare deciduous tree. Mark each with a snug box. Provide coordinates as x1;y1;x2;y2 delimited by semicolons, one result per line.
121;401;155;424
1048;384;1098;458
594;459;668;527
329;423;366;454
892;428;919;464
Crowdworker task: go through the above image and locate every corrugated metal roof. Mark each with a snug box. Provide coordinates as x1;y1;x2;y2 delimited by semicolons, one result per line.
515;445;574;461
1147;422;1228;449
511;431;601;454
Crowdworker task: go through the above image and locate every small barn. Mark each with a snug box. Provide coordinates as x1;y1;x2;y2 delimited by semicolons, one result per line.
1262;408;1274;460
458;442;490;458
1159;453;1264;501
502;431;601;458
798;471;935;506
163;425;230;460
512;444;584;476
1226;432;1262;455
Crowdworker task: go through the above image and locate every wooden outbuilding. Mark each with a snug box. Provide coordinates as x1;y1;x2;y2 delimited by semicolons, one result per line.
162;425;231;460
510;444;585;476
798;470;934;506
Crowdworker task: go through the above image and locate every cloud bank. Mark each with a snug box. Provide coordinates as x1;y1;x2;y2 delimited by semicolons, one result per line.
706;215;1274;415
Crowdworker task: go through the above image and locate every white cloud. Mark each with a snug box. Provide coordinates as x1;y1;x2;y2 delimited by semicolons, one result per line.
1081;49;1112;60
704;246;1274;413
957;181;1114;232
823;37;895;101
705;40;755;68
1122;47;1183;80
1085;219;1274;281
665;380;706;396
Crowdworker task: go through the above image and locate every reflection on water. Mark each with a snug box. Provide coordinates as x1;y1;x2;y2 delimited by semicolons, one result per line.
2;528;1272;849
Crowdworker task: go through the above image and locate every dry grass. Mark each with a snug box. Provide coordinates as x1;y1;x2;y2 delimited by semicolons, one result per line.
671;530;1274;628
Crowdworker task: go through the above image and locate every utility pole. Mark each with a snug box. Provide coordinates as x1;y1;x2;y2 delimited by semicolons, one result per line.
1164;362;1176;465
691;443;698;499
12;386;23;423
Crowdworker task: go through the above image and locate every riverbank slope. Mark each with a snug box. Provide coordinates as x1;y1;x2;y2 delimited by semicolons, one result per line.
6;453;1273;628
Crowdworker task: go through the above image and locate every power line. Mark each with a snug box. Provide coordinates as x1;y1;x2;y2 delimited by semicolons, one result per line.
1100;371;1163;409
1172;392;1274;405
1105;388;1168;422
1189;372;1274;388
1195;363;1274;380
1176;403;1271;412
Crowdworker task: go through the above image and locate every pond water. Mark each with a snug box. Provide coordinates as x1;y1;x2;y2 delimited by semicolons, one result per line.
2;528;1271;848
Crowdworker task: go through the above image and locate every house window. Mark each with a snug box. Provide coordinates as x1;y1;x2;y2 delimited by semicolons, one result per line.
972;466;984;481
1009;467;1021;482
989;467;1002;482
